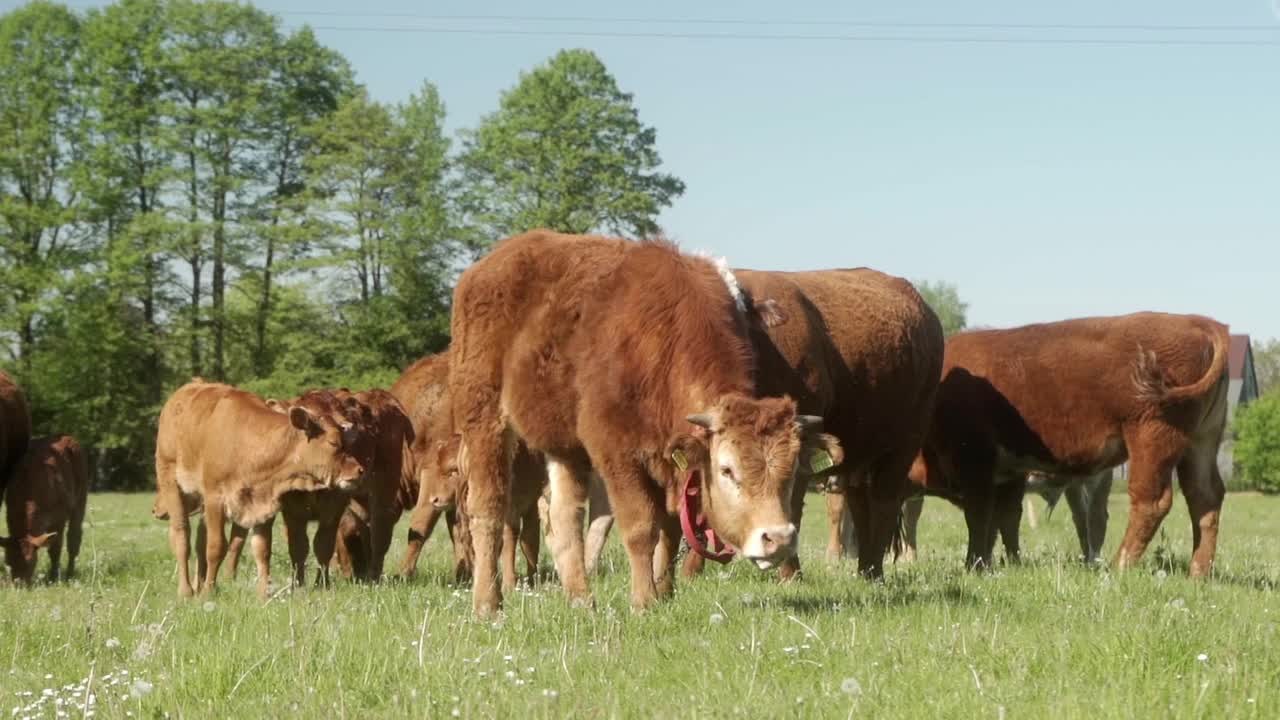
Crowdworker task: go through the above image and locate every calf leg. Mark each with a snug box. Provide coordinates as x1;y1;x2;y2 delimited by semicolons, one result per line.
45;531;64;583
399;495;442;579
445;508;473;583
1086;470;1113;564
194;518;208;593
251;519;274;600
226;523;247;579
65;503;84;578
993;477;1026;564
312;504;344;589
544;455;592;606
777;473;810;581
367;500;395;583
201;500;229;594
282;506;310;589
501;519;519;592
165;491;195;598
825;486;852;562
964;493;997;571
651;514;681;599
1177;446;1226;578
459;425;510;618
519;502;541;586
1064;479;1093;563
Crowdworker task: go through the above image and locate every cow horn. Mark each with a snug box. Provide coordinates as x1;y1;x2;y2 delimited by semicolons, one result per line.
686;413;714;430
795;415;824;431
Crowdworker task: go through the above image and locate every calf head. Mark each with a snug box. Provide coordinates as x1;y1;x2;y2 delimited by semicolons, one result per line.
677;393;843;570
0;532;56;583
284;403;366;491
421;434;464;510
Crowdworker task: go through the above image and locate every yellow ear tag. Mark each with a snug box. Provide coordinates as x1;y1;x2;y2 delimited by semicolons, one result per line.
672;448;688;471
808;449;834;474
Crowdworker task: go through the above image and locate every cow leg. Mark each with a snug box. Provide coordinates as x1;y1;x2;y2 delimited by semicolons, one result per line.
777;471;810;582
584;472;613;576
651;514;681;599
1176;445;1226;578
399;495;442;580
282;506;310;589
501;519;519;593
65;503;84;578
313;503;343;589
367;500;395;583
963;492;997;571
824;483;855;562
201;500;229;595
445;508;474;583
251;520;274;599
993;476;1025;565
194;517;208;593
1063;479;1092;563
845;478;874;574
1113;433;1177;573
544;455;592;607
519;502;541;586
1086;471;1113;564
459;426;511;618
899;495;922;563
226;522;247;580
167;500;195;598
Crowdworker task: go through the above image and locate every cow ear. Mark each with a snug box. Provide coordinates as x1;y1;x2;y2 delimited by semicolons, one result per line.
798;432;844;477
289;406;321;438
752;298;789;328
664;433;710;473
265;398;286;413
26;532;56;548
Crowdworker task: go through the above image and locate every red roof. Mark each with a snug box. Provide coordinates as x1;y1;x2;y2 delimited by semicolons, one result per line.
1229;334;1250;380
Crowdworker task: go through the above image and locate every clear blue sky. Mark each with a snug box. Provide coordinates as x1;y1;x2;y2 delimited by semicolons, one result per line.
41;0;1280;340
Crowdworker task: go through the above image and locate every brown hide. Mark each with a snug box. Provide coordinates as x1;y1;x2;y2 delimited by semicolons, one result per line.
912;312;1229;576
2;435;88;583
681;267;944;581
0;370;32;498
448;230;837;616
153;379;366;599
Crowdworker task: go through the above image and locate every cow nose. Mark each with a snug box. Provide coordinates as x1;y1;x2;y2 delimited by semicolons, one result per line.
743;524;797;568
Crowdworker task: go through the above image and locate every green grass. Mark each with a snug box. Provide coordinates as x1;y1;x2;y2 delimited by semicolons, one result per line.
2;490;1278;719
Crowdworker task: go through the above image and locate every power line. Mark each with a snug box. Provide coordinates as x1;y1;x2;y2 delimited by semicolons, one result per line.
295;24;1280;47
274;10;1280;34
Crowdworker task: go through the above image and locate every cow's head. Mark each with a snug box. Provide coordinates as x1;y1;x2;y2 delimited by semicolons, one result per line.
276;396;367;491
0;532;56;583
420;434;464;510
674;393;843;570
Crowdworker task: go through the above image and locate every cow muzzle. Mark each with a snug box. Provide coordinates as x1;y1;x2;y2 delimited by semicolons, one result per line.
741;523;797;570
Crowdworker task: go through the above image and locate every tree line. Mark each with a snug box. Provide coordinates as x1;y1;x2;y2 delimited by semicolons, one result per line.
0;0;685;489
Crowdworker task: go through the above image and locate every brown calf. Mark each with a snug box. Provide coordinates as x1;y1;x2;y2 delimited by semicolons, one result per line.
911;312;1229;576
449;231;841;616
153;379;366;598
2;435;88;583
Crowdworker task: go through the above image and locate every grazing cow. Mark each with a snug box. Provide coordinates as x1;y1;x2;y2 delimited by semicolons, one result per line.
449;230;842;616
386;352;472;581
2;435;88;583
890;469;1113;565
909;313;1229;576
1;370;31;499
583;268;945;583
153;379;366;598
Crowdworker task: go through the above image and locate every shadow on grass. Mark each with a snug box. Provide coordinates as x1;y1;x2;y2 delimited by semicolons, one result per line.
775;582;983;615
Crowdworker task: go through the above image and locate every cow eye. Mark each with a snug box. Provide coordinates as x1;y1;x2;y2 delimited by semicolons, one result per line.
720;465;734;480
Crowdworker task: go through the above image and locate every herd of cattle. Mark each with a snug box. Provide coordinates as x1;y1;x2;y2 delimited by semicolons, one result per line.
0;230;1232;620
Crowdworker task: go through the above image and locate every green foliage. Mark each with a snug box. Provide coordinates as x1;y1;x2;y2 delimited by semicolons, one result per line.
1252;338;1280;396
459;48;685;242
0;4;683;490
913;279;969;336
1233;392;1280;493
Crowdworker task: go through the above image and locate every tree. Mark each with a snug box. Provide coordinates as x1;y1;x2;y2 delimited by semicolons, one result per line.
1252;338;1280;396
1233;392;1280;493
914;279;969;336
458;48;684;243
0;1;83;368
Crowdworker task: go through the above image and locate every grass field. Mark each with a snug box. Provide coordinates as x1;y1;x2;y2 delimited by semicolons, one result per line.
1;489;1277;719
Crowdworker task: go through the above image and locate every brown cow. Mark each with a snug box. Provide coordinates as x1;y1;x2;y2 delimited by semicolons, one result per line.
910;312;1229;576
2;435;88;583
589;268;945;583
1;370;31;500
448;230;842;616
153;379;366;598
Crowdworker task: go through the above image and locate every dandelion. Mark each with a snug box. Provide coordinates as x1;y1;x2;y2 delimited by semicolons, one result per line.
709;613;725;625
450;710;460;718
505;671;516;680
525;667;535;674
129;679;153;700
783;646;797;655
202;601;216;613
1169;598;1186;611
503;655;514;662
841;677;862;696
105;638;121;650
1156;570;1168;581
1196;653;1209;662
542;689;559;700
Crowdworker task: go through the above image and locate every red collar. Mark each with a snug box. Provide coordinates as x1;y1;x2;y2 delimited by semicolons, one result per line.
679;469;736;563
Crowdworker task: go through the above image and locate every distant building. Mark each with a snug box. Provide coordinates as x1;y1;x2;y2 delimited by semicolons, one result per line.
1218;334;1261;481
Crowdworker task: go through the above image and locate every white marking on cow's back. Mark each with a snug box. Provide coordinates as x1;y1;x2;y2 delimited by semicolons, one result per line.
692;250;746;315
